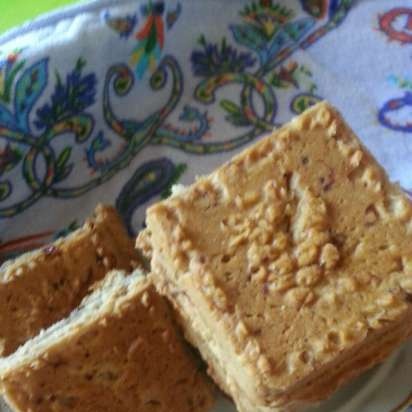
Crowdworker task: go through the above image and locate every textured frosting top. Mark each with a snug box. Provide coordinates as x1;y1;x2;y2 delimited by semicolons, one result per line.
0;271;214;412
147;102;412;390
0;205;139;356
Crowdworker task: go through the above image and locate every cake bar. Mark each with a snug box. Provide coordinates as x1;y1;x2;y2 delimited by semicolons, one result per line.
0;270;214;412
0;205;139;356
145;102;412;411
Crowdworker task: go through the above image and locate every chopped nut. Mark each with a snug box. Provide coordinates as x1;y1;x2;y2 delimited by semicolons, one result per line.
351;321;368;342
244;339;261;361
267;273;295;293
197;179;216;194
249;227;261;242
337;277;358;293
365;204;379;225
245;148;260;166
352;241;367;259
260;245;272;262
304;291;317;305
173;251;188;269
173;225;185;242
96;247;105;257
265;205;282;224
220;220;228;231
235;321;249;342
306;229;330;247
322;290;339;305
228;214;241;227
202;272;214;287
285;287;310;308
293;190;329;234
349;150;363;169
243;191;260;207
263;180;281;200
30;360;41;370
389;195;411;221
362;304;377;316
270;252;295;276
337;139;358;157
253;203;266;219
247;242;260;267
181;239;193;251
257;355;272;374
317;106;332;128
272;232;289;253
229;233;247;249
258;139;273;156
279;187;288;199
27;260;38;270
287;350;311;373
213;288;228;310
311;338;328;354
295;243;318;267
402;257;412;275
338;329;353;345
141;291;150;307
102;256;113;269
327;120;338;138
376;293;396;308
235;195;244;209
278;130;292;141
91;233;101;246
257;219;267;230
299;114;313;131
400;277;412;294
361;167;381;190
319;243;340;269
259;231;272;245
252;266;267;283
367;315;385;330
296;265;323;287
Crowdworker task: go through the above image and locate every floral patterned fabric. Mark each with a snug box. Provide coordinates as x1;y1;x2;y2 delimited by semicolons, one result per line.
0;1;412;409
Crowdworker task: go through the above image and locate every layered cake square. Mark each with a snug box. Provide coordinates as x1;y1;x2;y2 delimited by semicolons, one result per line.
146;102;412;411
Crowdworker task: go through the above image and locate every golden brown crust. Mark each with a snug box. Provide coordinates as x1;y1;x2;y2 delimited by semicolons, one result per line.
0;204;139;356
136;229;153;262
0;271;215;412
146;102;412;409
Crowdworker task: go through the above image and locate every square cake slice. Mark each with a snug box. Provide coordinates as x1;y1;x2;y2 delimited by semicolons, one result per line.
0;270;215;412
146;102;412;411
0;205;139;356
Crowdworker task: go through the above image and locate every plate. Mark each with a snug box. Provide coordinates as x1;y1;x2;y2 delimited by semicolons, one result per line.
0;0;411;411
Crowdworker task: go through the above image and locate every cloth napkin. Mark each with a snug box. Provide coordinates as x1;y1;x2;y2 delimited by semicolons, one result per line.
2;0;412;251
